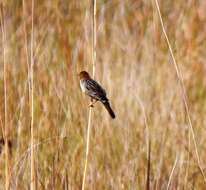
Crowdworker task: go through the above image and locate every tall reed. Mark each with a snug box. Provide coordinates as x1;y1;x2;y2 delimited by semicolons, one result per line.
82;1;96;190
0;4;9;190
29;0;36;189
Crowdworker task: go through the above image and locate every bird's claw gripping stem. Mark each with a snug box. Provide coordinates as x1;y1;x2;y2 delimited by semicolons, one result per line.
89;103;94;108
88;99;97;108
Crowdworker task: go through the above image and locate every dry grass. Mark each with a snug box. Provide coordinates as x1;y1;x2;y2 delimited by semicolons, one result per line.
0;0;206;189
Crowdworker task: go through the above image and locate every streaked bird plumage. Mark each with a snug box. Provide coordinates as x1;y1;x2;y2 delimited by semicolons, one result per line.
79;71;115;119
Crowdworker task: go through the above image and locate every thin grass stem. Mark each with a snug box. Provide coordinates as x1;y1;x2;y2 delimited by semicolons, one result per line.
30;0;35;189
82;1;96;190
0;4;9;190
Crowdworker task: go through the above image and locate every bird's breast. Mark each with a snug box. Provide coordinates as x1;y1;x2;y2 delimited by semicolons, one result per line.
80;80;86;93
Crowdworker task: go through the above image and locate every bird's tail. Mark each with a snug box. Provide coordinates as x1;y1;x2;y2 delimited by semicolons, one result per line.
102;101;115;119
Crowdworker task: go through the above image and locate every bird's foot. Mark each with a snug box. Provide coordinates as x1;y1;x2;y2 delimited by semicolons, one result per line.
89;103;94;108
88;99;97;107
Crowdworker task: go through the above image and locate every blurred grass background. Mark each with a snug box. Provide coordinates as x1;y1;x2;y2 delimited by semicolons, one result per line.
0;0;206;189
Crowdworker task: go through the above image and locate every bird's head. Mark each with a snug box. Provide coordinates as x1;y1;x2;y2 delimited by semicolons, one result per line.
78;71;91;80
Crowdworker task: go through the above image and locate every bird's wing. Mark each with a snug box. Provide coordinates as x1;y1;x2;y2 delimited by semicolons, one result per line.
84;79;107;101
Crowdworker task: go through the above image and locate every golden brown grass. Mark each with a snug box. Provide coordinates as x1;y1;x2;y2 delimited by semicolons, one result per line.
0;0;206;189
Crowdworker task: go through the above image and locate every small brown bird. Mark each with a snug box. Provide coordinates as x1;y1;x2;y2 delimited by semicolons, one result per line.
79;71;115;119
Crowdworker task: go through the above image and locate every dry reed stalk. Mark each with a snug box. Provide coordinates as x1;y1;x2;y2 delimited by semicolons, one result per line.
153;0;206;184
137;97;151;190
184;130;191;188
81;1;96;190
30;0;36;189
166;154;179;190
0;4;9;190
146;140;151;190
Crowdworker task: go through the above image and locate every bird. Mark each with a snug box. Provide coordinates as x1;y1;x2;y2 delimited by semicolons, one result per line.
79;71;115;119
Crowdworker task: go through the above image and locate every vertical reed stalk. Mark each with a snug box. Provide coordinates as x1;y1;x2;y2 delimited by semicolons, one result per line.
0;4;9;190
82;1;96;190
92;0;96;78
137;97;151;190
30;0;35;189
166;155;179;190
21;4;30;187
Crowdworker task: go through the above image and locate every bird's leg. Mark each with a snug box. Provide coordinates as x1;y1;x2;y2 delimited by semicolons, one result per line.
89;98;94;107
89;99;97;107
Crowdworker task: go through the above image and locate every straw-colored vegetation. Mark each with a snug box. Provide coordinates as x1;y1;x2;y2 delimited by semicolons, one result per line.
0;0;206;189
